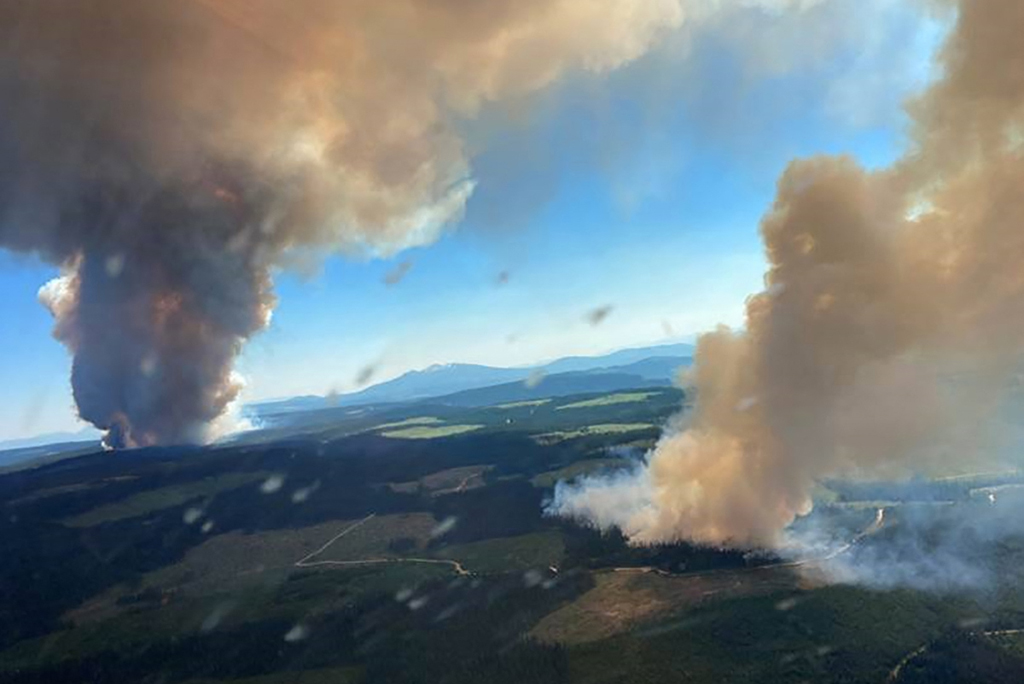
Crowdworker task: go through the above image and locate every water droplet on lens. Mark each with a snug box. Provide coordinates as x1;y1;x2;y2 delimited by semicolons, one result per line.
284;624;309;642
430;516;457;538
260;474;285;494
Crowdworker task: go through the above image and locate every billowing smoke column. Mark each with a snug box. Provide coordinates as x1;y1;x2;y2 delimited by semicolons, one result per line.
0;0;685;448
552;0;1024;548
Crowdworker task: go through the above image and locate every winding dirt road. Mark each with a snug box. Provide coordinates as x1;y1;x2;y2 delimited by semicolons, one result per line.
886;626;1024;682
294;513;470;576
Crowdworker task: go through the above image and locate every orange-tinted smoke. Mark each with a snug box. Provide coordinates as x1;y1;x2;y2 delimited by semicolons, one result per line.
0;0;684;446
553;0;1024;548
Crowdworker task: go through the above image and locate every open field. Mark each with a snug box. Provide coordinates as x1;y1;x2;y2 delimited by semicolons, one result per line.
494;399;552;409
380;424;482;439
532;565;814;645
306;415;449;442
563;585;980;684
422;465;490;495
535;423;654;444
66;512;446;628
388;465;492;496
13;564;450;677
313;513;438;561
61;471;268;527
434;530;565;574
8;475;140;507
557;392;661;410
531;458;633;488
64;519;360;625
370;416;442;431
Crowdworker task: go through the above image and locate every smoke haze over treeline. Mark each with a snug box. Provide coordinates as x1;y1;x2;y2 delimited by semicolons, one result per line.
551;0;1024;549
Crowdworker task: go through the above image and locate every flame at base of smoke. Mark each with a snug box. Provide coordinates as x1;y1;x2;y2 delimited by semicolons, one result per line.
39;232;273;449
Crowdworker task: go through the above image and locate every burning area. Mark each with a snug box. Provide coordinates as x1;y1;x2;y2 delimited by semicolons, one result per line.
0;0;684;447
551;0;1024;566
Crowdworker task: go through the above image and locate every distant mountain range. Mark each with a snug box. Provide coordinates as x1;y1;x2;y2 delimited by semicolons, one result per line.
0;427;101;455
0;438;102;472
0;342;694;458
427;367;675;409
250;342;693;419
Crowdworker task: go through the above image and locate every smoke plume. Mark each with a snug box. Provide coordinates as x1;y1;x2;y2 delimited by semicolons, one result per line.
0;0;686;447
551;0;1024;548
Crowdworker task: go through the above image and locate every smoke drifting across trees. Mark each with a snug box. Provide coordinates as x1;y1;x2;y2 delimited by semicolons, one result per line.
551;0;1024;548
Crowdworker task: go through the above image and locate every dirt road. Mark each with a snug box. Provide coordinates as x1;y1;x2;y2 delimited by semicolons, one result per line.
886;626;1024;682
295;512;470;576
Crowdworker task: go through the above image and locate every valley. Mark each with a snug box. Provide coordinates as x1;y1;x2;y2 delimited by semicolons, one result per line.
2;382;1024;683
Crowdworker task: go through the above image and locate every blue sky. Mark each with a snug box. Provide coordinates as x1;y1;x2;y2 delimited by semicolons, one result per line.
0;2;947;440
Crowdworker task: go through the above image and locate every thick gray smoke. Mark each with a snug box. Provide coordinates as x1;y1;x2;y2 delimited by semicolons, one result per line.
551;0;1024;548
0;0;688;447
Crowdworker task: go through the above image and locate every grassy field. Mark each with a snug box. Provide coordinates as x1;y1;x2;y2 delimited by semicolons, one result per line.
421;465;491;495
380;424;482;439
535;423;654;444
65;512;444;629
933;469;1022;483
494;399;552;409
556;392;661;410
62;471;268;527
3;598;240;670
370;416;441;431
64;519;361;626
282;562;451;605
388;465;492;496
18;564;447;677
531;458;634;488
315;513;438;561
8;475;140;507
434;530;565;574
562;585;980;684
531;566;810;645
